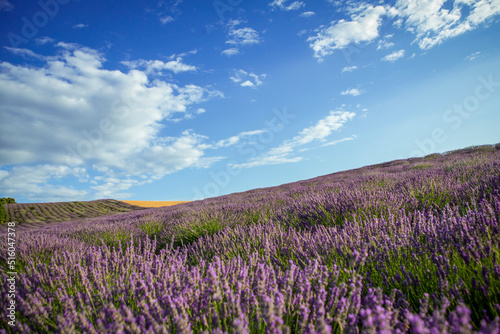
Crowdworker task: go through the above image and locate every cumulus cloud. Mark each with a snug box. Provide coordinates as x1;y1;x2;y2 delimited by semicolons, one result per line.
232;111;355;168
382;49;405;62
307;5;387;60
0;43;224;200
270;0;305;11
341;88;364;96
230;69;266;88
307;0;500;60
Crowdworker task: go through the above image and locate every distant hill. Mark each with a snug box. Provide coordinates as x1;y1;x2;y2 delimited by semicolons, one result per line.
2;199;145;227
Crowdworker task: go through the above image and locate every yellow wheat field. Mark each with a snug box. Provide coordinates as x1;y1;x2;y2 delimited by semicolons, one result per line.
121;200;190;208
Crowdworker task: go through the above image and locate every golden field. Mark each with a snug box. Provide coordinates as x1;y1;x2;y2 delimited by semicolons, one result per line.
121;200;190;208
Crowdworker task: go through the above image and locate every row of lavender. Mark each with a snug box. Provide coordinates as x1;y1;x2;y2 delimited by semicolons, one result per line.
1;145;500;332
2;200;144;227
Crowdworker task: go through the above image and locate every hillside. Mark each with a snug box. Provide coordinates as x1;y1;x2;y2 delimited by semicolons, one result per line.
2;143;500;333
1;199;145;228
120;200;191;207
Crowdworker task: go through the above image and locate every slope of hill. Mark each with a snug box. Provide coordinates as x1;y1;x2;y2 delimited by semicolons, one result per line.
1;199;145;227
2;143;500;333
120;200;191;207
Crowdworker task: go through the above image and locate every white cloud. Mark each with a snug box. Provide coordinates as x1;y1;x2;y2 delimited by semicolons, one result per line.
231;141;302;168
227;19;243;27
212;130;265;149
377;39;395;50
230;69;266;88
224;20;261;47
36;37;56;45
382;49;405;62
341;65;358;73
292;111;356;145
90;176;143;199
72;23;89;29
0;44;224;200
174;49;198;58
270;0;305;11
393;18;404;28
468;0;500;24
300;11;316;17
160;16;174;24
232;153;303;168
395;0;500;49
297;29;308;36
341;88;364;96
232;111;355;168
226;26;261;46
464;51;481;60
0;165;89;202
240;81;254;87
4;47;44;60
0;170;9;181
147;1;182;26
122;57;197;74
307;5;387;60
323;135;357;146
221;48;240;56
395;0;464;49
0;0;13;11
307;0;500;61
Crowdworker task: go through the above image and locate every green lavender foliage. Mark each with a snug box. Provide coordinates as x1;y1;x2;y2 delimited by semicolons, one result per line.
0;197;15;223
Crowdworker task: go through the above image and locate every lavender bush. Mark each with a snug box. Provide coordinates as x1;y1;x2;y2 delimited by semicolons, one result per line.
1;144;500;333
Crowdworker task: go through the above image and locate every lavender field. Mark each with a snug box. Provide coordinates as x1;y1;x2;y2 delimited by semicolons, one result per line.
1;144;500;333
1;200;145;230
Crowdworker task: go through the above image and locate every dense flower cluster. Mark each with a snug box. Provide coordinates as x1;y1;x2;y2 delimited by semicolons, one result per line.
1;144;500;333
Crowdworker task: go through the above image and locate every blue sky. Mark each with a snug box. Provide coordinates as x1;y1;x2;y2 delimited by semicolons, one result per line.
0;0;499;203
